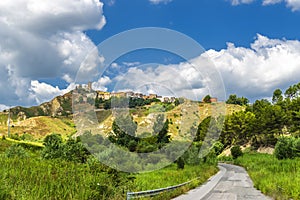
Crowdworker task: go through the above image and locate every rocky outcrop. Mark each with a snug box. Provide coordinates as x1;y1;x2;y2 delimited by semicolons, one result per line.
10;91;73;119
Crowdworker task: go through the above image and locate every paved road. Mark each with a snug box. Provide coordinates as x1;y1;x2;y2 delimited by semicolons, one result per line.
173;163;272;200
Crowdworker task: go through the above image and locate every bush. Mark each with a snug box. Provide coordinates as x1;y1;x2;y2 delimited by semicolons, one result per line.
5;144;28;158
293;138;300;157
10;133;20;141
41;133;64;159
213;141;224;156
64;137;90;163
177;157;185;169
42;133;90;163
231;146;243;159
274;137;300;159
203;149;217;165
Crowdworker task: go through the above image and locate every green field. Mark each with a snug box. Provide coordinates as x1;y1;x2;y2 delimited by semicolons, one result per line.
0;139;218;200
235;153;300;200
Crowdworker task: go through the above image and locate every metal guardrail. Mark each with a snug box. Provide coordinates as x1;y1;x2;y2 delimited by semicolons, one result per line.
126;177;201;200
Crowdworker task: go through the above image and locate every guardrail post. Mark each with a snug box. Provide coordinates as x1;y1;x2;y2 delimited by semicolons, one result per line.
126;192;131;200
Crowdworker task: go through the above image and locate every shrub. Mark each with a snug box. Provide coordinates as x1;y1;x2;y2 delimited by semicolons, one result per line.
274;137;295;160
10;133;20;141
41;133;64;159
231;146;243;159
177;157;185;169
182;144;201;165
213;141;224;156
64;137;90;163
203;149;217;165
274;137;300;159
293;138;300;157
5;144;28;158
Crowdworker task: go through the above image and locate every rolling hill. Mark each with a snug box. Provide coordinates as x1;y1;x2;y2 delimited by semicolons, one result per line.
0;91;244;141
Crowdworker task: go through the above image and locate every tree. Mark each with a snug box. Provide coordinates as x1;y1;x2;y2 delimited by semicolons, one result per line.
153;114;170;145
174;98;180;106
226;94;238;105
220;111;255;147
195;117;211;142
231;146;243;159
203;95;211;103
272;89;283;104
226;94;249;106
176;157;185;169
109;114;138;149
42;133;64;159
285;84;298;99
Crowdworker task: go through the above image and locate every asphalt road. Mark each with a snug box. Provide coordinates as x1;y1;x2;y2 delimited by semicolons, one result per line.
173;163;273;200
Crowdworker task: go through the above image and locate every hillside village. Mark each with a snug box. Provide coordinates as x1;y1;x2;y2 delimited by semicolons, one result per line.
0;84;232;141
76;82;218;104
77;82;177;103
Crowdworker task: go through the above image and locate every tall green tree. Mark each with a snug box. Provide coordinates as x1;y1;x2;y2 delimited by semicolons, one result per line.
109;114;138;150
272;89;283;104
203;95;211;103
226;94;249;106
153;114;170;145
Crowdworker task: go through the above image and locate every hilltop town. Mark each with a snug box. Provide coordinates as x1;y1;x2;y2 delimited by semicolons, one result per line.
76;82;218;104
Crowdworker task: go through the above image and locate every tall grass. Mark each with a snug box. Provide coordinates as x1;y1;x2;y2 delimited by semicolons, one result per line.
132;163;218;199
0;155;131;200
0;140;218;200
134;163;217;191
235;153;300;200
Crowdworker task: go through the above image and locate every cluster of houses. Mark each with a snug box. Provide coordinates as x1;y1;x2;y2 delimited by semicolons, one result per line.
76;82;218;103
75;83;177;103
96;91;177;103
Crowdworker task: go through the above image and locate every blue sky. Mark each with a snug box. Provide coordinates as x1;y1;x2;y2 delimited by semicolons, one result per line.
93;0;300;49
0;0;300;109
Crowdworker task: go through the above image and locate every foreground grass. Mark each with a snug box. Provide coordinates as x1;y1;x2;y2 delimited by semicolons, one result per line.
235;153;300;200
0;154;217;200
0;155;132;200
0;140;218;200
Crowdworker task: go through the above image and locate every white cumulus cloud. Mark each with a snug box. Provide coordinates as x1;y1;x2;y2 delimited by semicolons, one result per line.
29;80;76;105
92;76;112;91
0;0;106;107
206;34;300;100
229;0;255;5
149;0;173;5
112;34;300;102
286;0;300;11
229;0;300;11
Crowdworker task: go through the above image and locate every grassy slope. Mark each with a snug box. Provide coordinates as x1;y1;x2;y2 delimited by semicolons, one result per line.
0;139;218;200
0;116;76;140
99;103;244;138
235;153;300;200
0;103;243;142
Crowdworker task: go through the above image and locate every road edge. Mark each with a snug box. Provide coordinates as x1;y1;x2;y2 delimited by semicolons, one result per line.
172;163;226;200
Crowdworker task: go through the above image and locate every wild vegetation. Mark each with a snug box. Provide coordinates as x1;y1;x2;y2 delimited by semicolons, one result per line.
194;82;300;151
0;136;218;200
234;153;300;200
1;82;300;199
